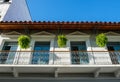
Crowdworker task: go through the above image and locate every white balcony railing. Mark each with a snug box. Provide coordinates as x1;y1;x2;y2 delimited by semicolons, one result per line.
0;50;120;78
0;50;120;65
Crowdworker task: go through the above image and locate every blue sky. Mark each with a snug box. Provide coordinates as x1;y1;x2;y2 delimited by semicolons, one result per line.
27;0;120;22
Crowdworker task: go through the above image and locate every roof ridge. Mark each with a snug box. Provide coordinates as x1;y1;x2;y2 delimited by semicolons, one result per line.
0;21;120;24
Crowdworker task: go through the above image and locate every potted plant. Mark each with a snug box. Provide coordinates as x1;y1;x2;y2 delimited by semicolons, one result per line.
57;35;67;48
18;35;30;49
96;33;108;47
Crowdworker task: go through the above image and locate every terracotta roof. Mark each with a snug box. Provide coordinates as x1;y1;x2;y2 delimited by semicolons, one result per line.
0;21;120;24
0;21;120;30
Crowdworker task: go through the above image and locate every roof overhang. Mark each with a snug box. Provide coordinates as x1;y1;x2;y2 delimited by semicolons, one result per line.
0;21;120;30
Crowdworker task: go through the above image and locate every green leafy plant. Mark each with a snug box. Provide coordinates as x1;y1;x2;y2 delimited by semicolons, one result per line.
18;35;30;49
57;35;67;48
96;33;108;47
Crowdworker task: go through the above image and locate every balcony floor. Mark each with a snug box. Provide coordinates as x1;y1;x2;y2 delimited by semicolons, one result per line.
0;65;120;78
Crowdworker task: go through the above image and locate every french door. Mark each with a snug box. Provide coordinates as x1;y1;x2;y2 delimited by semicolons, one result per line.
71;41;89;64
0;42;18;64
32;42;50;64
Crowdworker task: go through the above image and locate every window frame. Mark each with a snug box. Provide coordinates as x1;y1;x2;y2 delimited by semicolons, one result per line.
0;39;18;64
66;34;91;64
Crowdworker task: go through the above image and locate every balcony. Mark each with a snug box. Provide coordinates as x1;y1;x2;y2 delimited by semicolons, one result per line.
0;50;120;65
0;50;120;78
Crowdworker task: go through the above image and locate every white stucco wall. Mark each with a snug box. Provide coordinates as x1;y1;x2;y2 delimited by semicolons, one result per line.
0;0;11;21
0;31;120;65
0;0;31;21
89;35;112;65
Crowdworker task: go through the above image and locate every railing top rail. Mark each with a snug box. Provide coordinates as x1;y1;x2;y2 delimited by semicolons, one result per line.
0;50;119;52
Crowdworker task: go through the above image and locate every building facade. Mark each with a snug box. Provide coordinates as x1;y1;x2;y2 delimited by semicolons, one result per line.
0;21;120;82
0;0;31;21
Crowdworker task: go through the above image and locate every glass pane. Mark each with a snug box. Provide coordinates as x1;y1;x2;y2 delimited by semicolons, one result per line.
0;42;18;64
107;42;120;64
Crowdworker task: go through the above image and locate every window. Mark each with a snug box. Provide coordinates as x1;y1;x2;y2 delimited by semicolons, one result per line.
71;41;89;64
4;0;9;2
32;42;50;64
0;42;18;64
107;42;120;64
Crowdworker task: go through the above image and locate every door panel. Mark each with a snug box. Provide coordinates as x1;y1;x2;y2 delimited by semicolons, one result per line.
0;42;18;64
107;42;120;64
32;42;50;64
71;41;89;64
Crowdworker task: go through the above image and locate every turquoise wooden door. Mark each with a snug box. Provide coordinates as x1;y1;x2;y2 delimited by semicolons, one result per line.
0;42;18;64
71;41;89;64
114;46;120;63
32;42;50;64
107;42;120;64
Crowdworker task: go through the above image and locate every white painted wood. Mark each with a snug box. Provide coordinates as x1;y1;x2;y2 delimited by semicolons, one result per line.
105;31;120;36
1;31;21;37
49;39;55;65
0;0;11;21
67;31;88;36
107;36;120;42
86;40;95;64
31;31;55;37
5;45;17;64
0;36;5;50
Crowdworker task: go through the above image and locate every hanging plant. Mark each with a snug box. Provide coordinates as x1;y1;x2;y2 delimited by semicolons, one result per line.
96;33;108;47
57;35;67;48
18;35;30;49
